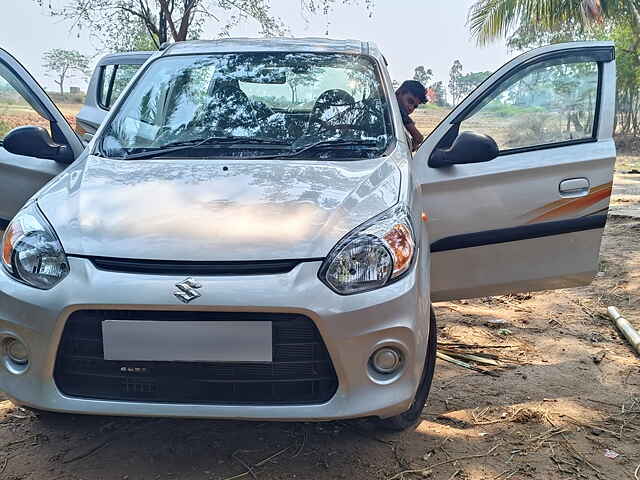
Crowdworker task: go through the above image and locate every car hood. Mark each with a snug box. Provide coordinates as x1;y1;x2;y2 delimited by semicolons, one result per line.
37;155;400;261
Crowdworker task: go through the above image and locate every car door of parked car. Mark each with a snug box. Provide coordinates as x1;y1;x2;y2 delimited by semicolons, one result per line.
76;52;151;141
414;41;616;301
0;48;83;228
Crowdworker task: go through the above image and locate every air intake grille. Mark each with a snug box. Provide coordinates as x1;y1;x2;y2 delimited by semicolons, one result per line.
77;256;321;276
54;311;338;405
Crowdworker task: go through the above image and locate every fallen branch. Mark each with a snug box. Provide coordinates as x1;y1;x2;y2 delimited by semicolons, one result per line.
436;351;500;376
231;451;257;480
437;342;516;349
607;306;640;355
222;446;292;480
438;349;503;366
386;443;501;480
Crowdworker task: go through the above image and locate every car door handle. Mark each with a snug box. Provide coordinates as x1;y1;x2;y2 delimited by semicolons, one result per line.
559;178;590;197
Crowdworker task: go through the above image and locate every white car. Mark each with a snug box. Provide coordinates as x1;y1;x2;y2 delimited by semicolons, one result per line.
0;39;615;430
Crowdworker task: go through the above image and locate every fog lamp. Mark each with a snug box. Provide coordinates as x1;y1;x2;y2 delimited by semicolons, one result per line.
4;338;28;365
371;347;403;374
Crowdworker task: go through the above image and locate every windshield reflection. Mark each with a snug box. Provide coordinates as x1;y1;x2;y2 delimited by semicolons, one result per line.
100;53;392;160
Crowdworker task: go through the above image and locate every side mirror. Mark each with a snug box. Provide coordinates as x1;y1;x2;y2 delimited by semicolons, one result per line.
3;126;73;163
429;131;498;168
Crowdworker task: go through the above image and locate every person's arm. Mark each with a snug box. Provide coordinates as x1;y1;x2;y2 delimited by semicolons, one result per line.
405;122;424;151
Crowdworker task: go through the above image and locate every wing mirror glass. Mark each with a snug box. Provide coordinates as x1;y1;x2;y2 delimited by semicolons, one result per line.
2;126;73;163
428;131;498;168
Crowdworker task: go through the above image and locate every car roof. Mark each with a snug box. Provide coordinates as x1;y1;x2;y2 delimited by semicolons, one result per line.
95;38;384;68
97;51;155;65
162;37;381;58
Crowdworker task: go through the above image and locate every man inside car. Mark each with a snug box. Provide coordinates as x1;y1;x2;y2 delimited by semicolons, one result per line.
395;80;427;151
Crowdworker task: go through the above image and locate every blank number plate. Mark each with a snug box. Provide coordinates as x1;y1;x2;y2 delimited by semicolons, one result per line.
102;320;272;362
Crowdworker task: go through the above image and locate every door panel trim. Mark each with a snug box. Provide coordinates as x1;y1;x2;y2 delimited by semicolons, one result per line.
430;214;607;253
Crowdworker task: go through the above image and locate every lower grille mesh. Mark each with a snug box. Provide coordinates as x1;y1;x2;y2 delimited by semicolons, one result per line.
54;311;338;405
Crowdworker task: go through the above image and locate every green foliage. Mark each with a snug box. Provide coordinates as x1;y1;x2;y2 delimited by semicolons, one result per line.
36;0;374;52
413;66;433;86
448;59;464;105
448;61;490;106
504;10;640;135
483;102;544;117
458;70;492;98
466;0;637;46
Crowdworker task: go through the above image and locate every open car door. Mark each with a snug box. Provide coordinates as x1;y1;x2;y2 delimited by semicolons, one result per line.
414;41;616;301
0;48;83;229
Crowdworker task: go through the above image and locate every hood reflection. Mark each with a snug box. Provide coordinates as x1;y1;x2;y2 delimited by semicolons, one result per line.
38;156;400;261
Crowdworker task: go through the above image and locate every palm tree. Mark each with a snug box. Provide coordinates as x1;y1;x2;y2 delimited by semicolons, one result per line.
468;0;640;45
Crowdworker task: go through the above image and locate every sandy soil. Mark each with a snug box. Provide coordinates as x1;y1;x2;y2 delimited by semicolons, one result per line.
0;106;638;480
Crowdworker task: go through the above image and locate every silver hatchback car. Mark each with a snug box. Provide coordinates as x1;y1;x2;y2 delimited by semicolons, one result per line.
0;38;616;430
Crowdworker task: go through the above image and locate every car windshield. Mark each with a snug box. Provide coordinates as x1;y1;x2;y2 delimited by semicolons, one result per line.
99;52;393;160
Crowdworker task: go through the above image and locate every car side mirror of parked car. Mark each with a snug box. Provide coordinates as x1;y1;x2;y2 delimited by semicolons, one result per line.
3;126;74;163
428;131;498;168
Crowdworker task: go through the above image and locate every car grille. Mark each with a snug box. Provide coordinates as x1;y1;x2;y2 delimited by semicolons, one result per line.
54;311;338;405
77;256;322;276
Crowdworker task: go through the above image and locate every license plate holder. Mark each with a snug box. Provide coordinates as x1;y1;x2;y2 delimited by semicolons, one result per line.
101;320;272;362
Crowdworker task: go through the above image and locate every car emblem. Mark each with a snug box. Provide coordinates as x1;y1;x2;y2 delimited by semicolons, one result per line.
174;277;202;303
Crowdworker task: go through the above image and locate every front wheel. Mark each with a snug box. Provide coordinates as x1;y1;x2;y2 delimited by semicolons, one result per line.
375;306;437;431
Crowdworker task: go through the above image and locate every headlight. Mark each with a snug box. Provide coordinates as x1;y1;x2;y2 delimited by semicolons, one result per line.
1;203;69;290
319;204;416;295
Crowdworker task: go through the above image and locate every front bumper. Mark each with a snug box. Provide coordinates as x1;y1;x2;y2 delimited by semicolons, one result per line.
0;256;430;420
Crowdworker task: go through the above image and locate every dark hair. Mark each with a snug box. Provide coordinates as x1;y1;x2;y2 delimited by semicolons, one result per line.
397;80;427;103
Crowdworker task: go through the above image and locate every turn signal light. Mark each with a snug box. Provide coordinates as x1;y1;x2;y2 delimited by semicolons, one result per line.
384;223;415;277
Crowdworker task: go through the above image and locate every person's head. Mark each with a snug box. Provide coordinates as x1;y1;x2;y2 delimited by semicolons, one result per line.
396;80;427;115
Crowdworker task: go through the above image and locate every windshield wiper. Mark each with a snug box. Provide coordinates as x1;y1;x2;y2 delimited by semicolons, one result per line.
119;136;291;160
250;139;383;160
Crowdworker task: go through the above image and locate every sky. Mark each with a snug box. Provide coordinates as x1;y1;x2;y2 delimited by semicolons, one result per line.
0;0;513;92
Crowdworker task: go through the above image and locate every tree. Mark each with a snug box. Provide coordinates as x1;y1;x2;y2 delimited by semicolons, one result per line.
457;70;492;98
428;80;448;106
507;18;640;135
36;0;374;51
42;49;90;95
413;66;433;85
469;0;640;135
467;0;640;47
110;11;163;52
448;60;463;106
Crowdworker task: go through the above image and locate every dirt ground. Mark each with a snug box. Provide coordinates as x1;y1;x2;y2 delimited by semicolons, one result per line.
0;109;638;480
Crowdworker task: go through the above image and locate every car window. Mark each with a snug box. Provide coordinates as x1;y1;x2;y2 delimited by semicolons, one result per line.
98;64;115;110
110;64;140;106
459;57;599;151
99;63;140;110
100;52;392;160
0;64;51;142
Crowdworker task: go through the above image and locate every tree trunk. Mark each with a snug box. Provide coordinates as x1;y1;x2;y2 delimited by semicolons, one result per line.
58;76;64;96
158;7;167;44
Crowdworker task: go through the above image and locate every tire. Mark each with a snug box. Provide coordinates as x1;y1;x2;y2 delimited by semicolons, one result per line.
375;306;437;432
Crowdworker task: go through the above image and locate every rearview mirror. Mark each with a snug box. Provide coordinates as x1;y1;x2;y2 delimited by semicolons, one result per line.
428;131;498;168
3;126;73;163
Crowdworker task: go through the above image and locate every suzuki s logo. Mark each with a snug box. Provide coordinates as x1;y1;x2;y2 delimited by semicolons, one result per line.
174;277;202;303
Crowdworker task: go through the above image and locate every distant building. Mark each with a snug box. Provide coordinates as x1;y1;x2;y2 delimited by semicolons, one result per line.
69;86;81;94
